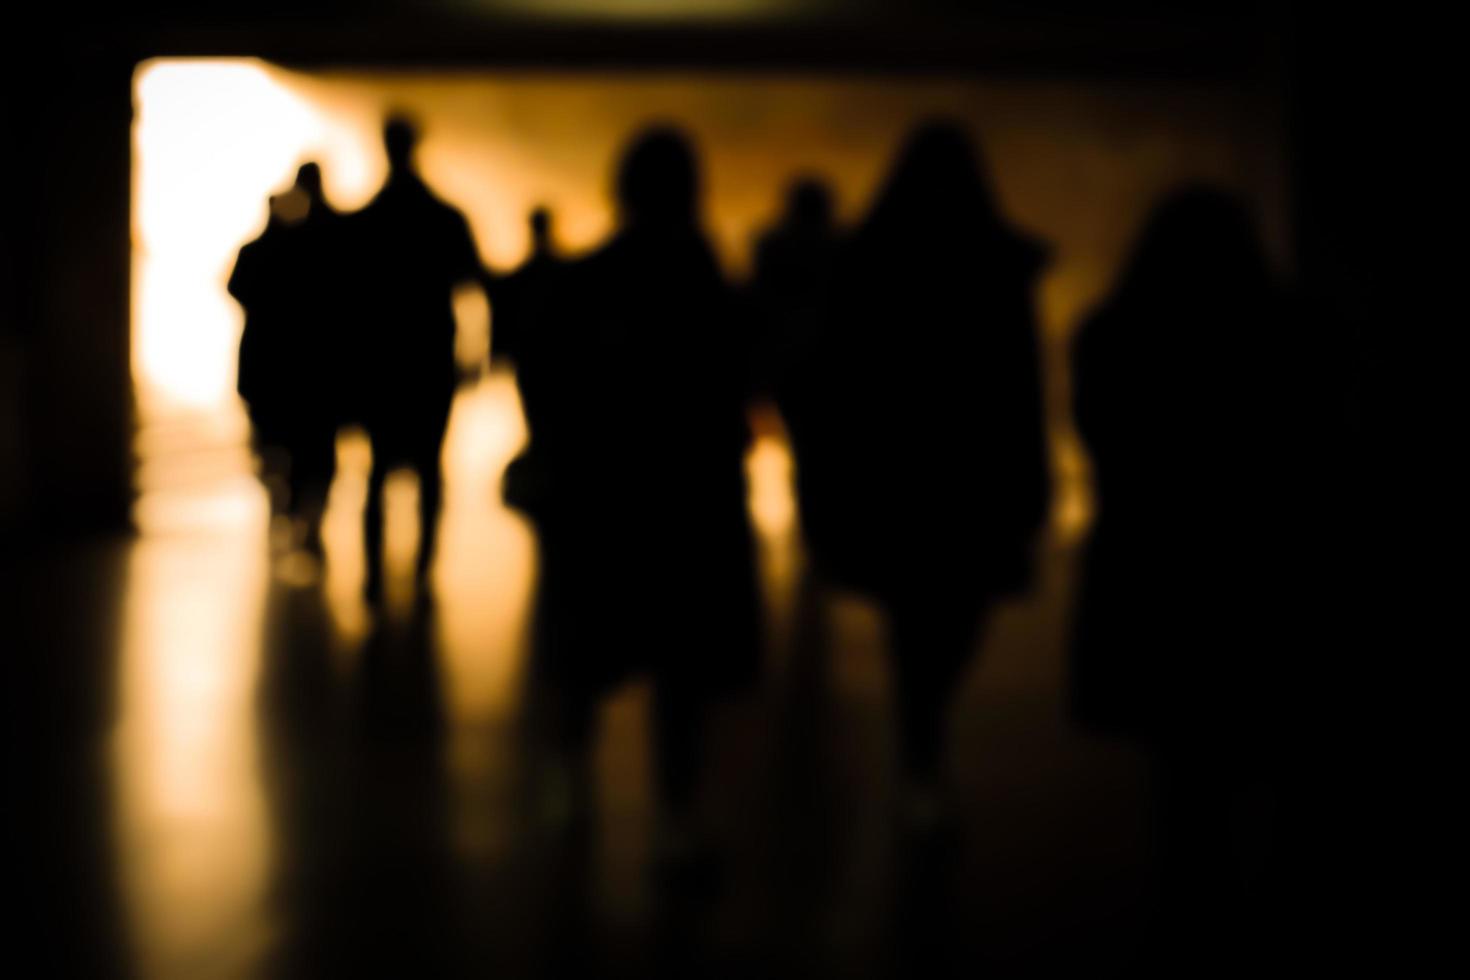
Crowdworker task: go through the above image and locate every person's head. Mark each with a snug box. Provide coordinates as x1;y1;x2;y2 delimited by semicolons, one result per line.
383;114;420;173
787;177;834;232
529;206;553;251
294;162;324;203
615;125;699;230
1117;185;1272;307
867;119;999;235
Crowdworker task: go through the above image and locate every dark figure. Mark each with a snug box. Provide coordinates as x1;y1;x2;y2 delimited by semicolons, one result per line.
488;206;562;371
348;116;483;603
1071;187;1309;964
228;162;344;555
518;127;760;871
486;208;565;513
748;176;841;395
776;122;1051;830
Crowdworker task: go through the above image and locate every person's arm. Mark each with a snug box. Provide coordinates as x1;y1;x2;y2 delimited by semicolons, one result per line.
226;242;258;310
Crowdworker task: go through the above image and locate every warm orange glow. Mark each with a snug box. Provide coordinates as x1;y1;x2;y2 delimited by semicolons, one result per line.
747;433;796;539
133;61;327;412
114;534;271;976
132;61;1284;536
113;60;1287;974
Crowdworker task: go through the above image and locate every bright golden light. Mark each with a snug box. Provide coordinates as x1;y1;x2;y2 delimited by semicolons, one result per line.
114;534;271;977
117;60;1284;976
427;375;537;720
747;429;796;539
133;61;326;412
132;61;1283;513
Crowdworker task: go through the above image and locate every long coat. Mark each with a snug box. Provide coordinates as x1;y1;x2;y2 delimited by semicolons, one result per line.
777;215;1052;612
1069;193;1309;745
520;225;760;699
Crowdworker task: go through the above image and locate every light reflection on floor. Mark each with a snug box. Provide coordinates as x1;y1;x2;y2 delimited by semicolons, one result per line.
92;54;1288;976
115;478;272;977
113;372;821;975
117;374;534;975
111;365;1145;979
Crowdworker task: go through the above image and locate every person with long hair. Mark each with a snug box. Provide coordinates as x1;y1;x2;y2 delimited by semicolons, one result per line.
1071;186;1308;958
777;121;1052;833
518;126;760;873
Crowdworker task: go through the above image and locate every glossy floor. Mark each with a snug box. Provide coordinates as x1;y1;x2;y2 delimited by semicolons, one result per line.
16;374;1153;978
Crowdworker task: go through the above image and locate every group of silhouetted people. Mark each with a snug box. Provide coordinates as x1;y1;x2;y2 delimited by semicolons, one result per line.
231;113;1312;908
229;161;343;557
231;118;479;600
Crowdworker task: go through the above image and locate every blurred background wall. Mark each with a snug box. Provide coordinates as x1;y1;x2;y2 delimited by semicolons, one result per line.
2;2;1325;546
130;62;1288;542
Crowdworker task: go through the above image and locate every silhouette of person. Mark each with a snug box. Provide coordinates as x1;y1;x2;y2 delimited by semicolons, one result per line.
776;121;1051;832
518;126;760;872
486;207;565;513
748;176;841;397
228;162;345;555
1070;186;1307;960
488;206;561;371
347;115;483;603
230;193;292;497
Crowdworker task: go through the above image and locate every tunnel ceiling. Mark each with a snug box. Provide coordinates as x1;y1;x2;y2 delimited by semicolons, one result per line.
32;1;1276;76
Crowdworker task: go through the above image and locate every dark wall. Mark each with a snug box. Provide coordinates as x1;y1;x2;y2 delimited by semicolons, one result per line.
4;52;135;539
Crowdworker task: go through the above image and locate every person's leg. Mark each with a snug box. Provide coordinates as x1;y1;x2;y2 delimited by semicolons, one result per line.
413;429;446;591
650;675;712;875
296;426;337;557
527;535;599;831
652;678;704;816
788;560;832;698
363;448;389;603
535;680;597;832
888;598;984;811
